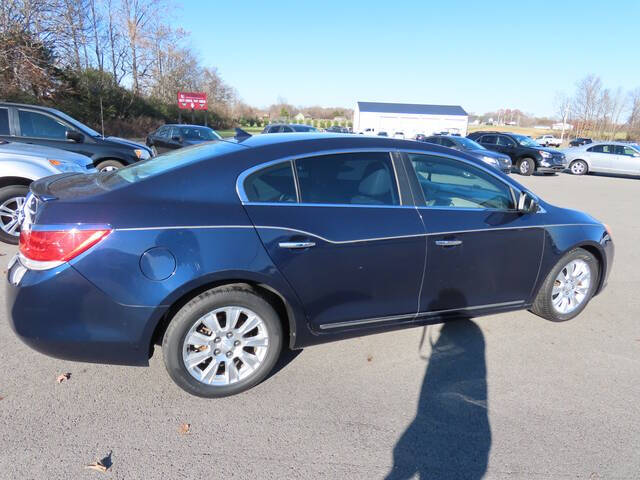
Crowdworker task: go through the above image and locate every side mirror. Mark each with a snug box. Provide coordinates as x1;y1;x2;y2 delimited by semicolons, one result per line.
518;191;539;213
171;135;182;143
65;130;84;143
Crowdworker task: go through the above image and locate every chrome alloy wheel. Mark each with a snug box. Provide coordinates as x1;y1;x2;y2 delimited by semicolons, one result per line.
570;161;586;175
182;306;269;386
520;160;531;174
100;165;118;172
552;259;591;314
0;196;26;237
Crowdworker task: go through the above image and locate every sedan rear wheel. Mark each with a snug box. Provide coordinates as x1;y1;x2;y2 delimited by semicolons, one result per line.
162;285;283;397
0;185;29;244
530;248;599;322
570;160;588;175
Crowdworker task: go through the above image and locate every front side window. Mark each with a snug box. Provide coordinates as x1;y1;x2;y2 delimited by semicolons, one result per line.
244;162;296;203
156;126;169;138
616;145;639;157
18;110;70;139
497;136;515;147
295;152;399;206
408;154;514;210
0;108;9;135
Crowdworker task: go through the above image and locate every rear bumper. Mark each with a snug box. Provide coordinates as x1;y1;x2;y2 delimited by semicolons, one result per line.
6;256;163;366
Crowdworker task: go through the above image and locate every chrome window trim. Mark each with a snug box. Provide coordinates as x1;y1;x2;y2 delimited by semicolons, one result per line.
236;148;405;205
318;300;526;330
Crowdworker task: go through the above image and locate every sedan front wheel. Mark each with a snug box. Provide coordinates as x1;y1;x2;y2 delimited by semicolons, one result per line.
569;160;588;175
530;248;599;322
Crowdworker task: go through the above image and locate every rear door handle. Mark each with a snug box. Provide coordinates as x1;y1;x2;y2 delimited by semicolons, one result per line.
278;241;316;249
435;239;462;247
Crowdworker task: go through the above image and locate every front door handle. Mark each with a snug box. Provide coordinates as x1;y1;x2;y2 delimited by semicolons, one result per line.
435;239;462;247
278;241;316;249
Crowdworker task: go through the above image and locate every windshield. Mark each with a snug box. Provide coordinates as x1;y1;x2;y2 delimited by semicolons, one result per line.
178;126;221;141
513;134;541;147
454;137;485;150
53;109;101;137
115;141;240;183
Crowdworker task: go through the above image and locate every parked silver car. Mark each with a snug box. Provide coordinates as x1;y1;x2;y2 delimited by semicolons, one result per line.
564;142;640;177
0;140;94;243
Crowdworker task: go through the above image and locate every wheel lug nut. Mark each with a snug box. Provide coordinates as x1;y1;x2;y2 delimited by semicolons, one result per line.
214;337;221;343
213;349;221;355
226;351;233;358
226;332;233;338
234;340;240;347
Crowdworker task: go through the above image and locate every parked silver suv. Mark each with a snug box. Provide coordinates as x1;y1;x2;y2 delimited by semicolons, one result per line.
0;140;94;243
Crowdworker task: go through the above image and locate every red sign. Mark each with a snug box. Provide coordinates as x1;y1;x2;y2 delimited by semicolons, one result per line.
177;92;207;110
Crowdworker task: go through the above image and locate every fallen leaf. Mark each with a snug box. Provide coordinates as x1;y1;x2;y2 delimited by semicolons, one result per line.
0;252;6;256
0;395;4;401
179;423;191;435
366;355;373;362
56;373;71;383
85;461;108;473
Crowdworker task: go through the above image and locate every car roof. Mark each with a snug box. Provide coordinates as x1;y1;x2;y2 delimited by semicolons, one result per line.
584;141;636;146
0;101;63;115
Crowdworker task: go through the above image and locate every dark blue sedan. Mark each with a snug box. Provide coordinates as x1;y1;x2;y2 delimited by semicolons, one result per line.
6;133;614;397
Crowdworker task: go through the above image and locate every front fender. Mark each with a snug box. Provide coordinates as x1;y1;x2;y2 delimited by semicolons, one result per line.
0;159;58;181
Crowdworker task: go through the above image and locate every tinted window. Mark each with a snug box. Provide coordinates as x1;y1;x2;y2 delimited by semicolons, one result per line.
614;145;639;156
295;152;399;206
589;144;615;154
18;110;69;139
425;137;441;145
292;125;318;132
244;162;296;203
409;154;514;210
479;135;497;145
440;138;456;147
268;126;281;133
497;135;515;147
0;108;9;135
281;126;294;132
156;126;169;138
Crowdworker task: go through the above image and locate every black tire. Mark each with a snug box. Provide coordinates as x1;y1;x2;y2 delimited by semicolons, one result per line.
0;185;29;245
518;157;534;176
96;159;124;172
530;248;599;322
569;159;588;175
162;285;283;397
151;145;158;157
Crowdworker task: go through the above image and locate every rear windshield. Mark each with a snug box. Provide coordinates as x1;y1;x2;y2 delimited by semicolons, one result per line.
116;141;240;183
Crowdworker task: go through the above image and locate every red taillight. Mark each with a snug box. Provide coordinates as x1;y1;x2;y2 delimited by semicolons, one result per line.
19;229;112;263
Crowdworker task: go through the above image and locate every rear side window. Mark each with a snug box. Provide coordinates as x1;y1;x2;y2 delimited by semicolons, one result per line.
408;154;514;210
295;152;398;206
0;108;9;135
244;162;297;203
18;110;68;139
479;135;497;145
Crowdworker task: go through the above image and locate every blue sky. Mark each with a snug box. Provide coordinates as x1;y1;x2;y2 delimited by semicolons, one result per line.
178;0;639;117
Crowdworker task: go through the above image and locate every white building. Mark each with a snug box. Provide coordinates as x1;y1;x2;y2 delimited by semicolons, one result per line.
353;102;468;137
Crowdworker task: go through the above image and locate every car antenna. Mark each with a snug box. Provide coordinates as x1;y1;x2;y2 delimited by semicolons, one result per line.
234;128;252;141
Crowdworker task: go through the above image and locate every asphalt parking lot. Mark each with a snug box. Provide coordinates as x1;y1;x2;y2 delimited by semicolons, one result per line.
0;172;638;479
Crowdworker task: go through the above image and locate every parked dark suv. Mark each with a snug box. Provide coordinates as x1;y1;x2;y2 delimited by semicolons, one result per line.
0;102;152;172
467;131;566;175
423;135;512;173
569;137;593;147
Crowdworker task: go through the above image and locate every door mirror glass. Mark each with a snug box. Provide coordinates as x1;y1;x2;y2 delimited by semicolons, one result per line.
518;191;539;213
65;130;84;143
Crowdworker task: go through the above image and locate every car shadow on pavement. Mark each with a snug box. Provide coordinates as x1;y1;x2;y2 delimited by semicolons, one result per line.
386;299;491;479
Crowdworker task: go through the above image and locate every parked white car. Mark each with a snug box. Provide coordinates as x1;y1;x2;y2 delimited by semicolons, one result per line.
563;142;640;176
535;134;562;147
0;140;94;243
